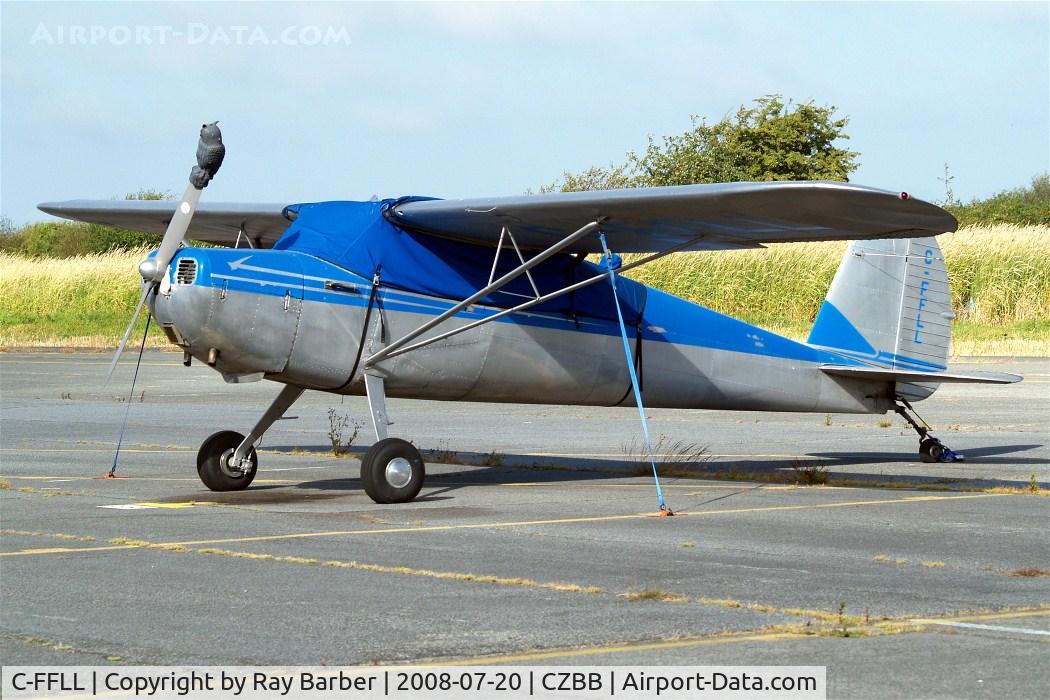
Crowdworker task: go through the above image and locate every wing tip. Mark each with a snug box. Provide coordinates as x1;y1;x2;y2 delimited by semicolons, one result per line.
37;201;67;216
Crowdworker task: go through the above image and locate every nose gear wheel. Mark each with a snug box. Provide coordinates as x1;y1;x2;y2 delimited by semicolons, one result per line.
197;430;258;491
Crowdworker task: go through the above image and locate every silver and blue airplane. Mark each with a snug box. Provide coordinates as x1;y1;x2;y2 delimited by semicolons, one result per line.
40;124;1021;504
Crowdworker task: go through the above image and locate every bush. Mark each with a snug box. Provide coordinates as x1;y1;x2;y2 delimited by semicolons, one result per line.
11;221;161;258
0;189;171;257
948;173;1050;227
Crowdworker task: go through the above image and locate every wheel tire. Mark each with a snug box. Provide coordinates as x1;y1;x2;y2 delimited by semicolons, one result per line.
197;430;257;491
361;438;425;504
919;438;944;464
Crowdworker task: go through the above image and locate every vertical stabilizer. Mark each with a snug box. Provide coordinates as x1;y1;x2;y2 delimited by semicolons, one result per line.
808;237;952;398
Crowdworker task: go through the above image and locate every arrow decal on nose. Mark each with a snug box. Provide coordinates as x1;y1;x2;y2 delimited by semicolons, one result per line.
227;255;332;284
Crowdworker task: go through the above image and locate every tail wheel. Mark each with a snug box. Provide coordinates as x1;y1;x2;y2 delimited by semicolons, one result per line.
197;430;257;491
919;437;945;464
361;438;425;504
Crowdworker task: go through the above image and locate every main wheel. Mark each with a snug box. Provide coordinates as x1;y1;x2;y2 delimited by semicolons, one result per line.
360;438;425;504
919;437;944;464
197;430;257;491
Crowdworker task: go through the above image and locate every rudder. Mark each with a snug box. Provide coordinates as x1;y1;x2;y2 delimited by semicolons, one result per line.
808;237;953;394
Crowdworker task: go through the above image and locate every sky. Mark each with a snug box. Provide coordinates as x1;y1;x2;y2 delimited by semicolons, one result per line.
2;1;1047;226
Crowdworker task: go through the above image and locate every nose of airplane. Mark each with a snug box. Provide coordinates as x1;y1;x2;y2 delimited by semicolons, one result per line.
150;248;304;377
149;250;215;352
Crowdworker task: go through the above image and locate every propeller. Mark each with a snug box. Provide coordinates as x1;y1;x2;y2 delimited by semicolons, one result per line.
107;122;225;378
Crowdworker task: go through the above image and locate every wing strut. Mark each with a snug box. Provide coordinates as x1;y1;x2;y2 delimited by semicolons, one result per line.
363;220;601;369
488;226;541;299
362;231;707;366
234;225;256;249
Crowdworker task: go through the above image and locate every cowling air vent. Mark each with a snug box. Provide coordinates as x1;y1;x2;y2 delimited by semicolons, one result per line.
175;258;198;285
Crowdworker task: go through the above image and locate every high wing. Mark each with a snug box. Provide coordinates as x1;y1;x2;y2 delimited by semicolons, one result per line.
37;200;290;248
39;181;956;254
387;181;957;253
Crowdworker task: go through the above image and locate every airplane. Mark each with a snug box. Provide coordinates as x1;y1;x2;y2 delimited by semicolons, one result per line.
39;124;1022;505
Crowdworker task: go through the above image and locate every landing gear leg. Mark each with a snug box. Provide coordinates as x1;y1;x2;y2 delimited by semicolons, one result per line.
360;374;425;503
364;373;390;442
893;398;964;463
196;383;305;491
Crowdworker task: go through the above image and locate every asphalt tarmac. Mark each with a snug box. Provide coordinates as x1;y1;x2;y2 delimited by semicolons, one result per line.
2;352;1048;698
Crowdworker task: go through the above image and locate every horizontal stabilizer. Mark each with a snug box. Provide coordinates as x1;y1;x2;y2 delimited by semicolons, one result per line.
820;365;1022;385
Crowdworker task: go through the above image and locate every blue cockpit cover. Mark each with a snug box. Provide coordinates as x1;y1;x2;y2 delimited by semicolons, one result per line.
275;200;646;324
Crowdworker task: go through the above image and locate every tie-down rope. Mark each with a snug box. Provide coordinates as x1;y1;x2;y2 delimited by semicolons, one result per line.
107;313;152;477
599;233;671;514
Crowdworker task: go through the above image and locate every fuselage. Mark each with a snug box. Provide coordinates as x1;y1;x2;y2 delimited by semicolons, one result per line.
151;247;895;415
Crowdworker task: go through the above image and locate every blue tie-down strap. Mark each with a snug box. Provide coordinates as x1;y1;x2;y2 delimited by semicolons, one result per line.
599;232;670;513
598;252;622;273
924;435;965;463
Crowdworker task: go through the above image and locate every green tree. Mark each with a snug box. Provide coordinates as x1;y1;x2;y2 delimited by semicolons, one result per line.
540;164;635;194
547;95;859;192
631;96;858;186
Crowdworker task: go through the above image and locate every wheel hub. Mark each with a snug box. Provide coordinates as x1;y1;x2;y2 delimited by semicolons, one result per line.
384;457;413;489
219;449;249;478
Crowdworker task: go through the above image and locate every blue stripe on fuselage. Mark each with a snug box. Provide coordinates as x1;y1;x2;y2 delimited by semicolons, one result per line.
175;248;872;367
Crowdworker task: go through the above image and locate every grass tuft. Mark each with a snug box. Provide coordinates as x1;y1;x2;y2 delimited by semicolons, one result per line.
112;538;604;594
326;408;362;456
697;597;743;608
623;589;689;603
1007;567;1050;577
623;434;709;478
984;485;1050;497
1;529;95;542
427;440;458;465
791;458;828;485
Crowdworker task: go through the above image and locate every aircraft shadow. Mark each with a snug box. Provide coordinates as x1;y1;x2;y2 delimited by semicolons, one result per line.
160;478;453;505
261;442;1048;493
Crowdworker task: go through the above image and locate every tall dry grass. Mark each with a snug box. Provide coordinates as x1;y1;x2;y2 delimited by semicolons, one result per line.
940;225;1050;324
622;224;1050;330
622;240;847;330
0;225;1047;351
1;247;147;313
0;247;162;347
